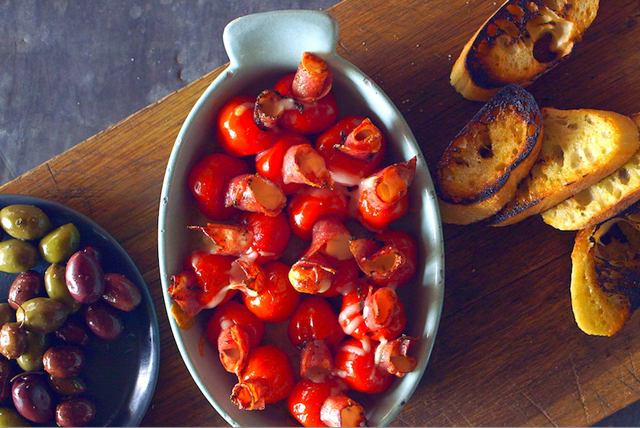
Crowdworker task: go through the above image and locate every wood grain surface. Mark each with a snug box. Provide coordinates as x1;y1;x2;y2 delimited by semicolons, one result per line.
2;0;640;426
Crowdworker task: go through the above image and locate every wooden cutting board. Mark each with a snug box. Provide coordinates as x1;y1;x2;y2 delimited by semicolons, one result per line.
2;0;640;426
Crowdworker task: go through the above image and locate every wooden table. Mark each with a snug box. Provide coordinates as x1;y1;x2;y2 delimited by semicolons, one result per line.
2;0;640;425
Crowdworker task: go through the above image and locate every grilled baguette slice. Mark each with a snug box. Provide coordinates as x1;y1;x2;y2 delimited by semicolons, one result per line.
451;0;599;101
571;207;640;336
542;114;640;230
435;84;542;225
490;107;640;226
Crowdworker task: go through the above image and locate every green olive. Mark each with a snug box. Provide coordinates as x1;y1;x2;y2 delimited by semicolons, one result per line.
0;407;29;427
0;204;51;240
39;223;81;263
0;322;27;359
16;330;48;372
0;239;39;273
44;263;82;314
16;297;68;334
0;304;14;326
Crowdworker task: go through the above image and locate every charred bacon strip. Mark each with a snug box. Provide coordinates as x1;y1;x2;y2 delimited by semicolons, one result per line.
305;216;353;261
320;394;369;427
292;52;333;102
231;380;268;411
282;144;334;188
253;89;285;130
218;324;252;375
289;253;337;294
362;286;403;333
368;157;417;205
300;339;334;382
168;271;203;325
349;237;406;282
225;174;287;216
190;223;252;256
170;302;196;331
228;258;266;297
375;335;418;377
356;157;417;230
334;118;383;161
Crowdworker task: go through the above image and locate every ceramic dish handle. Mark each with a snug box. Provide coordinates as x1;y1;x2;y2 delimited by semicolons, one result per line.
223;10;339;69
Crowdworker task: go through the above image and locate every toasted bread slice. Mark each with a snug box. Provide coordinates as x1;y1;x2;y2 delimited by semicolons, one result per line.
571;207;640;336
451;0;599;101
490;108;640;226
435;84;543;225
542;114;640;230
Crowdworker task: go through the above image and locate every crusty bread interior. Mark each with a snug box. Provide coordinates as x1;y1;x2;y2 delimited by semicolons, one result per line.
542;114;640;230
490;107;640;226
571;213;640;336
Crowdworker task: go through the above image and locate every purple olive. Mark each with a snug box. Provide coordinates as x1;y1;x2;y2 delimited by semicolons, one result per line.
55;397;96;427
11;373;54;423
65;249;105;304
84;302;123;341
43;345;84;378
81;246;101;264
8;270;44;310
102;273;142;311
54;318;90;347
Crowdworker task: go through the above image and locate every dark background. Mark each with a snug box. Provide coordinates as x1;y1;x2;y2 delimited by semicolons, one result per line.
0;0;338;186
0;1;638;426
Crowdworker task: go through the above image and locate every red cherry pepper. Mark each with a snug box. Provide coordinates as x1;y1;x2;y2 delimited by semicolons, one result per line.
243;261;301;323
189;252;237;309
288;296;345;350
363;285;406;342
217;95;282;156
168;253;238;326
188;153;250;221
206;300;265;375
192;211;291;265
206;300;265;350
287;377;348;427
339;283;406;342
231;345;296;410
255;134;308;195
354;157;416;231
241;211;291;264
369;229;418;288
316;116;386;186
334;337;394;394
274;74;338;135
338;284;369;341
287;187;349;240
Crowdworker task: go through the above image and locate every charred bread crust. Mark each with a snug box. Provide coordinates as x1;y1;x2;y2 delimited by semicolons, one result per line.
451;0;599;101
435;84;543;225
571;205;640;336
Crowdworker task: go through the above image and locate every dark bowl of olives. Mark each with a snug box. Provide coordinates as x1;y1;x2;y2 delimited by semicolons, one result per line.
0;194;160;426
